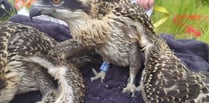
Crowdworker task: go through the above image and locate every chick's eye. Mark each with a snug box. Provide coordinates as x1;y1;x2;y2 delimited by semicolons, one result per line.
52;0;62;5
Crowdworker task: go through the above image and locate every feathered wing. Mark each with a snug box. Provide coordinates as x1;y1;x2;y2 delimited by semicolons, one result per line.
112;3;154;33
141;35;209;102
0;24;11;89
0;21;85;103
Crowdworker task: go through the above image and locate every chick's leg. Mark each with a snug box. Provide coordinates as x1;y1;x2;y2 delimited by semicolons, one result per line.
91;61;110;82
122;43;141;97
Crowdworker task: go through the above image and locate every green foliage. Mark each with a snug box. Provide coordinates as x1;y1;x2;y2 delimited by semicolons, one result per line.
152;0;209;43
200;0;209;6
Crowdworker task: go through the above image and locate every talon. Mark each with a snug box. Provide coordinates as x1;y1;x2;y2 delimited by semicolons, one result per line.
90;68;106;82
92;68;98;75
122;83;136;97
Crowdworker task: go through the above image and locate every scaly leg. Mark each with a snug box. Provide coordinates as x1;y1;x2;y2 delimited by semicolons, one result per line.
122;43;142;97
91;61;110;82
136;69;145;92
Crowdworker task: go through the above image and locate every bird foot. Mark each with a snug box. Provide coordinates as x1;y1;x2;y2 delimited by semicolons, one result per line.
122;83;136;97
90;68;106;82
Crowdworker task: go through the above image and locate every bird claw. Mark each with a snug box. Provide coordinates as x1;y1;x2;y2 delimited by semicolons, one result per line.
122;83;136;97
90;68;106;82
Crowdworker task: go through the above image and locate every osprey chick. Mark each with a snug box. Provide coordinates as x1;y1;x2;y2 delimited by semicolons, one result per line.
29;0;155;96
0;21;85;103
132;18;209;102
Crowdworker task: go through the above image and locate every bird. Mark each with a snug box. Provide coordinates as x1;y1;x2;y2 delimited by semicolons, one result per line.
0;21;85;103
29;0;155;96
23;56;86;103
128;16;209;102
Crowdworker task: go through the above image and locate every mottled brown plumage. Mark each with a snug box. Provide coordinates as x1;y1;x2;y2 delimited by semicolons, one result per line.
134;20;209;102
29;0;154;96
0;21;85;103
